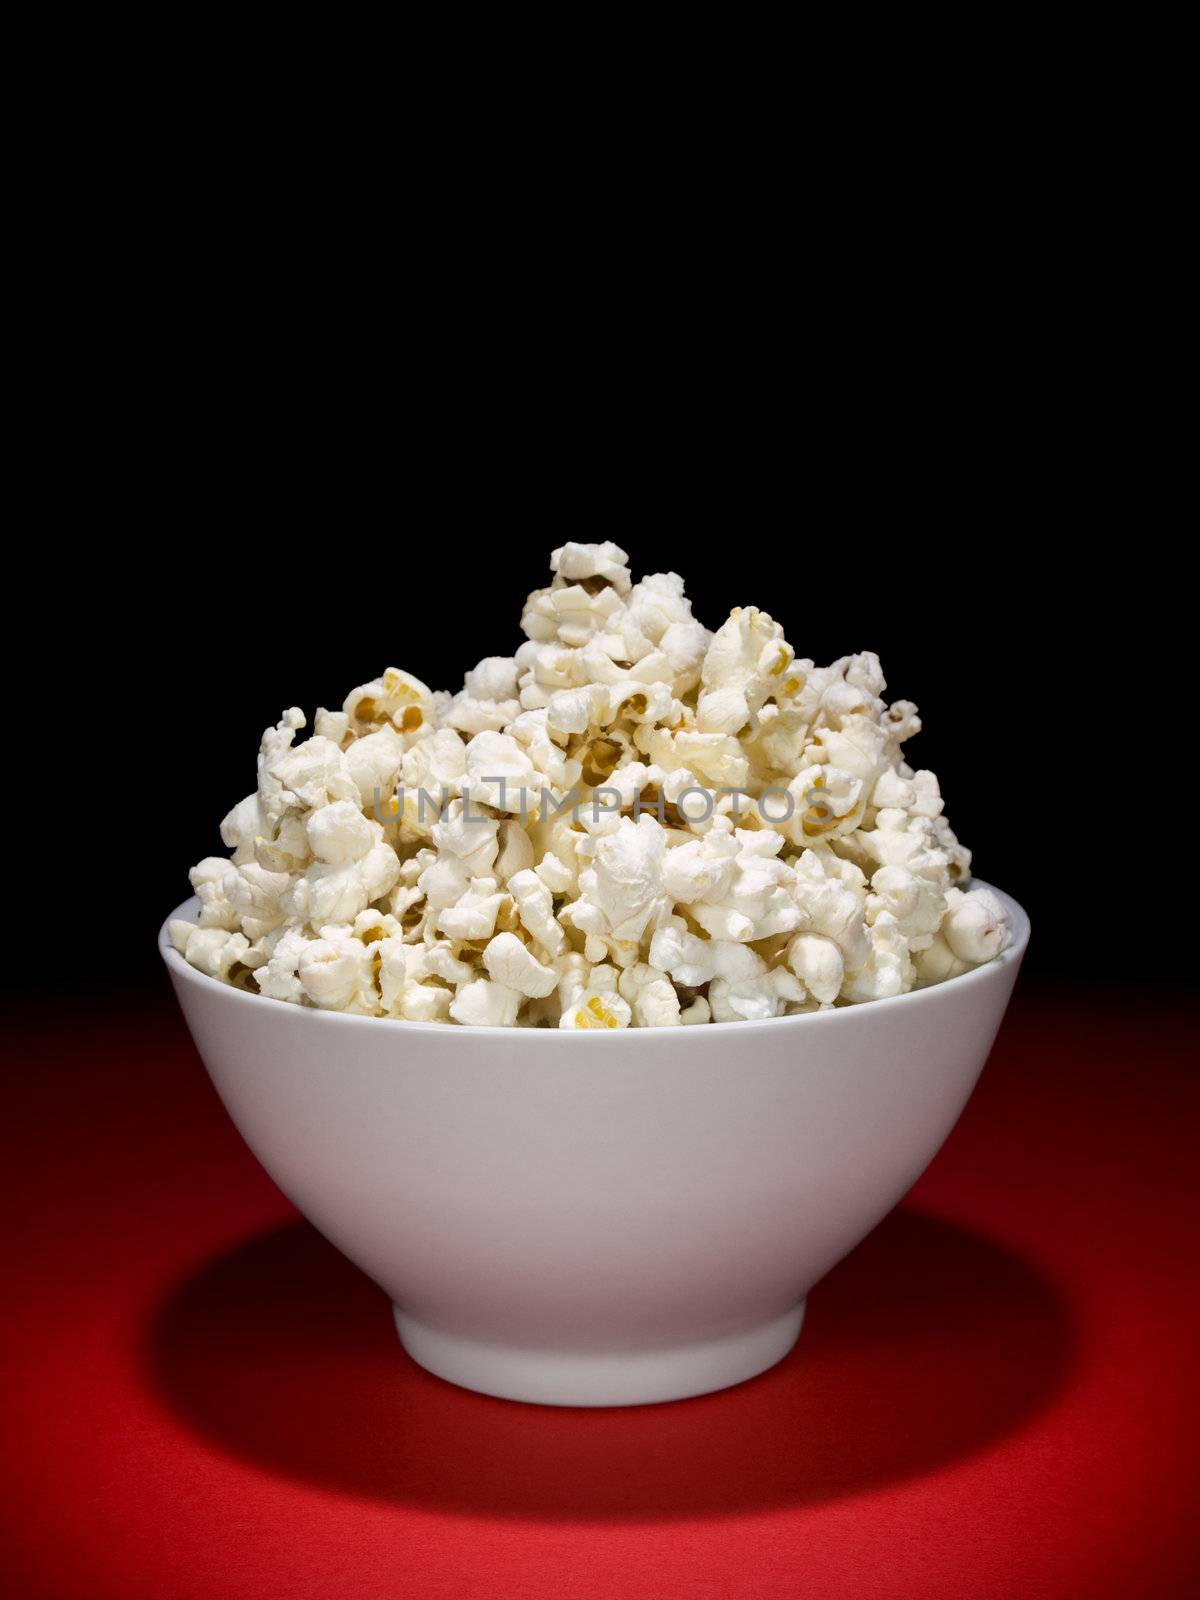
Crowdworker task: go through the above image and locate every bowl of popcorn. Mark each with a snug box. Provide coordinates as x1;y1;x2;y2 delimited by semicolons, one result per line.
162;543;1028;1406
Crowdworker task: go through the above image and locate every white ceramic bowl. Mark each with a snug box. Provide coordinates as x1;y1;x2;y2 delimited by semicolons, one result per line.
160;884;1028;1407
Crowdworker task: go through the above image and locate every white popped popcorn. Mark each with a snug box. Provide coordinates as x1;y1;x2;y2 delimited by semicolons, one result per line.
560;989;633;1030
568;816;673;950
298;928;376;1012
507;868;566;957
448;978;522;1028
786;933;845;1006
435;879;508;942
941;885;1011;965
618;963;683;1028
482;932;560;998
169;921;249;980
176;545;1010;1024
188;858;240;930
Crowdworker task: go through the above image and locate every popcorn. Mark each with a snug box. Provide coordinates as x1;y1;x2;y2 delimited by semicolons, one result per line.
569;816;673;947
786;933;845;1005
176;544;1009;1024
793;654;886;732
343;668;433;734
698;607;795;736
911;932;970;987
314;707;350;744
866;863;945;951
465;657;520;702
942;886;1012;965
560;989;633;1030
375;940;412;1016
483;932;559;998
219;794;266;860
253;924;314;1003
396;731;468;837
268;736;359;816
494;820;536;883
841;913;914;1003
505;868;566;957
401;983;454;1024
189;858;239;930
789;848;872;974
435;879;508;942
625;571;704;644
533;851;574;894
430;801;499;878
463;731;539;813
661;829;739;904
307;801;377;864
344;726;406;808
282;830;400;925
634;725;750;790
553;950;592;1010
507;709;583;791
871;764;943;820
648;919;772;990
778;764;871;846
449;979;522;1028
551;541;633;595
545;684;606;737
299;930;375;1012
618;963;682;1027
444;690;521;737
709;960;804;1023
223;861;290;941
171;922;250;981
685;829;802;944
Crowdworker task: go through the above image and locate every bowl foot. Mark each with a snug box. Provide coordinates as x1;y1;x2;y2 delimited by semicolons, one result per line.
392;1301;806;1407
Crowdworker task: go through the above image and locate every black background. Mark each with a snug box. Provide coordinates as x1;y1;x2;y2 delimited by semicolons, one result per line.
42;509;1183;996
8;148;1189;1001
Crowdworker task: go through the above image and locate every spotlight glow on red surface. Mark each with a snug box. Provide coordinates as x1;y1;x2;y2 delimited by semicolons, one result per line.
1;986;1196;1599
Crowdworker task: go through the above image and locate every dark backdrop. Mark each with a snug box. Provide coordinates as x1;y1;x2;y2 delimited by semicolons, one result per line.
41;528;1179;995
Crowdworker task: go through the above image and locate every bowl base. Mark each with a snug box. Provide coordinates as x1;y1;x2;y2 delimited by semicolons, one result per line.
392;1301;806;1408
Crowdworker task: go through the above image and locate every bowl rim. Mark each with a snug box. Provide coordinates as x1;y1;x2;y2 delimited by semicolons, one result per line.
159;880;1029;1042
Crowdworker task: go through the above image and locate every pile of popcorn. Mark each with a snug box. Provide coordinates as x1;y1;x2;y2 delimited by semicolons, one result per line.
170;544;1011;1027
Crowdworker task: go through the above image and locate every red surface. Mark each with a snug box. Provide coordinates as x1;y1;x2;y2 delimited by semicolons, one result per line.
1;983;1197;1600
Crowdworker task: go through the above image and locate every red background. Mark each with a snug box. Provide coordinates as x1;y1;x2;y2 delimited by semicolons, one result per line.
2;982;1197;1599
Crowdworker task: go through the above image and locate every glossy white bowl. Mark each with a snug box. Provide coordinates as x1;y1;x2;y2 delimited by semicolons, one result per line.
160;883;1028;1407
